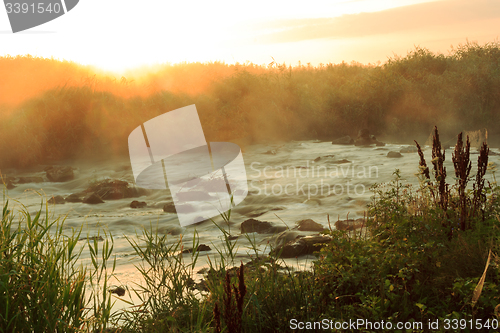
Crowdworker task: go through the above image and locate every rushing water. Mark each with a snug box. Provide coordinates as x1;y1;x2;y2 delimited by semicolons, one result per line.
4;140;499;311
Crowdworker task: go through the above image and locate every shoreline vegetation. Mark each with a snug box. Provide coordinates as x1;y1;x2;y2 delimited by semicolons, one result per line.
2;127;500;332
2;41;500;168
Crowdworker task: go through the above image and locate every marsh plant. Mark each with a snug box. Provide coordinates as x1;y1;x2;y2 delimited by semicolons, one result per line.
312;127;500;326
0;200;116;333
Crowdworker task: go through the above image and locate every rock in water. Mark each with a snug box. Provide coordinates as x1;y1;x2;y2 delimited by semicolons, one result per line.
46;166;74;182
130;201;147;208
65;193;82;202
110;286;126;296
240;219;287;234
163;202;195;213
182;244;211;253
354;129;385;147
163;202;176;213
271;235;331;258
332;136;354;145
296;219;325;232
48;195;65;204
387;151;403;158
85;179;140;200
83;193;104;204
335;218;365;231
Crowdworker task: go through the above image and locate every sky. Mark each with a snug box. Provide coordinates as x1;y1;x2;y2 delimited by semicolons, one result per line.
0;0;499;72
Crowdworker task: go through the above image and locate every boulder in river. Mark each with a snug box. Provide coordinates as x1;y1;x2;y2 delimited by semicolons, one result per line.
46;166;74;182
65;193;82;203
163;202;195;213
335;218;365;231
296;219;325;232
48;195;65;204
85;179;141;200
130;201;147;208
354;129;385;147
332;136;354;145
182;244;211;254
271;235;331;258
240;218;287;234
83;193;104;204
387;151;403;158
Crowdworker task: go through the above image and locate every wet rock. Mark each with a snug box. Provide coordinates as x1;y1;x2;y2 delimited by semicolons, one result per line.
296;219;325;232
332;136;354;145
86;179;141;200
17;176;44;184
332;159;351;164
240;218;287;234
197;267;209;274
387;151;403;158
130;200;147;208
48;195;65;204
271;235;331;258
335;218;366;231
354;129;385;147
400;146;418;153
163;203;195;213
163;202;176;213
110;286;126;296
274;230;303;246
79;235;104;242
46;166;74;182
182;244;211;254
65;193;82;203
5;180;15;189
83;193;104;204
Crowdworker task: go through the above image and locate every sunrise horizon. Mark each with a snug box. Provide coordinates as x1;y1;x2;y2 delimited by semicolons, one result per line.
2;0;499;72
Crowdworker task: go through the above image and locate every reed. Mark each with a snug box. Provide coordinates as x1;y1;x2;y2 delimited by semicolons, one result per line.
0;200;115;332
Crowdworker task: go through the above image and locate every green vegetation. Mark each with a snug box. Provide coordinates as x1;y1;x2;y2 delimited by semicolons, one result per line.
2;127;500;332
3;41;500;167
0;200;116;332
311;128;500;328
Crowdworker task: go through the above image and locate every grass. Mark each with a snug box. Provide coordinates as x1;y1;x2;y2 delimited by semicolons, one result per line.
0;199;116;332
3;126;500;332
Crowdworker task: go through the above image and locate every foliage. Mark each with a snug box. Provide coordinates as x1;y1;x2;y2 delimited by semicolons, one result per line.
311;127;500;329
0;199;116;332
4;41;500;167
